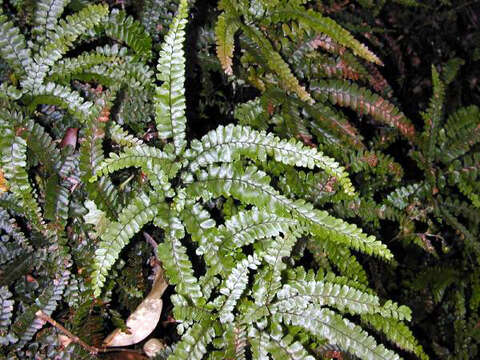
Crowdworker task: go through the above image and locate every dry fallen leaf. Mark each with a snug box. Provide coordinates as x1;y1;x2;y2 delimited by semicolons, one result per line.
0;169;9;193
103;267;168;347
143;338;166;358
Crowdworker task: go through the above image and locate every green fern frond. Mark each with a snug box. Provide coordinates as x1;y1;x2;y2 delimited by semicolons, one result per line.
240;23;314;104
12;270;69;349
32;0;68;43
224;208;299;250
168;321;215;360
273;306;400;360
441;105;480;163
0;122;44;230
186;164;392;259
278;280;381;315
266;323;315;360
155;0;189;155
385;183;424;210
186;124;355;196
157;216;204;303
28;82;95;122
0;14;31;75
217;254;261;323
91;145;177;192
109;123;144;147
273;8;382;65
104;9;153;61
361;314;429;359
49;48;154;90
28;4;109;88
421;66;445;162
307;239;369;284
91;193;164;297
312;80;416;139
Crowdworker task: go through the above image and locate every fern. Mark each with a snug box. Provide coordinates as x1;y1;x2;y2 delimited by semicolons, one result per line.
0;1;429;358
32;0;69;43
155;0;189;155
312;79;416;139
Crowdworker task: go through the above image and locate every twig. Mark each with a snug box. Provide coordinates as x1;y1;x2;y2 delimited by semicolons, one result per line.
35;310;143;355
144;232;159;258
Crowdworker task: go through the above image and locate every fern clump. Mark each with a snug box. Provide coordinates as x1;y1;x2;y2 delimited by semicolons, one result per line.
85;1;423;359
0;0;428;359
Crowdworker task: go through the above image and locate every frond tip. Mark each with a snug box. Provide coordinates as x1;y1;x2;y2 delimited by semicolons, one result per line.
155;0;189;155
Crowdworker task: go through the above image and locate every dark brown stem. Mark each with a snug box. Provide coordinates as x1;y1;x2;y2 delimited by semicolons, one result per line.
35;311;142;355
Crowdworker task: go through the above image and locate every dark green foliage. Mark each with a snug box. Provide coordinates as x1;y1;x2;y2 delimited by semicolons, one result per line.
0;0;478;359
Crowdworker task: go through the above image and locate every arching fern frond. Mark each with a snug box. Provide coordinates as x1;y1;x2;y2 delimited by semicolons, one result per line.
273;306;400;360
273;7;382;65
91;145;177;192
28;4;109;88
312;80;415;139
186;124;355;196
186;164;393;259
12;270;69;349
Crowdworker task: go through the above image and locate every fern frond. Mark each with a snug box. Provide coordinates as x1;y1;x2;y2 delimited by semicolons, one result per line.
215;13;238;75
168;321;215;360
273;306;400;360
273;8;382;65
32;0;68;43
361;314;428;359
240;23;314;104
155;0;189;155
421;66;445;162
79;106;121;218
28;82;95;122
266;326;315;360
224;208;299;250
441;105;480;163
28;4;109;88
91;192;164;297
0;122;44;230
213;323;248;360
0;14;31;75
104;9;153;61
312;80;416;139
91;145;177;192
277;280;381;315
307;239;369;284
19;118;61;173
157;216;204;303
109;123;144;147
385;183;423;210
50;52;154;90
0;286;14;344
254;235;298;305
217;254;261;323
186;124;355;196
13;270;69;349
186;164;393;259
